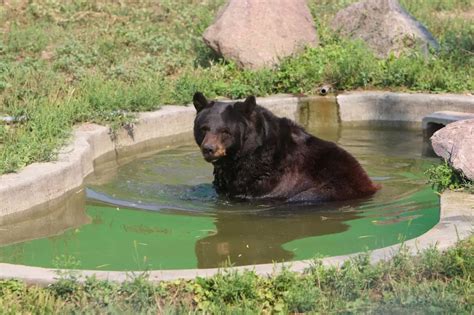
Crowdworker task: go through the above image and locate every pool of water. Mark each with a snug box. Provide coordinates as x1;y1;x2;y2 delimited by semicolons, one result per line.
0;122;440;271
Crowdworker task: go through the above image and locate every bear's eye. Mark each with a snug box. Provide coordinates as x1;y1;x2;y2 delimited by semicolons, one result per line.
200;126;210;132
220;128;231;135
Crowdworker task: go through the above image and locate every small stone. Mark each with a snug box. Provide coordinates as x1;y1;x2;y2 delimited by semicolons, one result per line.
203;0;319;69
431;119;474;181
330;0;439;58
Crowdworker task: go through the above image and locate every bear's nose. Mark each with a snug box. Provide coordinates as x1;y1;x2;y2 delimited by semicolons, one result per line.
202;144;216;155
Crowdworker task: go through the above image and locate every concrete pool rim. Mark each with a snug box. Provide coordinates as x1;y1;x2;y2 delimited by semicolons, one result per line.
0;91;473;284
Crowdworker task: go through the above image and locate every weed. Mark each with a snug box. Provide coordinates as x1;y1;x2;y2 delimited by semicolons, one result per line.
120;273;156;311
49;255;82;299
274;271;320;313
425;161;472;192
82;276;117;309
195;270;261;310
0;279;25;296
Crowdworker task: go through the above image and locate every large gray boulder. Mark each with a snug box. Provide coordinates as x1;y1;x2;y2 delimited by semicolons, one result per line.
330;0;439;58
203;0;318;69
431;119;474;181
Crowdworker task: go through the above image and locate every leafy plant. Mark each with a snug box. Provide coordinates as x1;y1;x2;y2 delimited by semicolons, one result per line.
194;270;261;310
425;161;472;192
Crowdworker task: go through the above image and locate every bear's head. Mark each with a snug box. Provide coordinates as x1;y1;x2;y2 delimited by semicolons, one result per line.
193;92;257;163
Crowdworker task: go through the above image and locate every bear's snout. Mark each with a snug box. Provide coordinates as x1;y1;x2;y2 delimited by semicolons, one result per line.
201;134;226;163
202;143;216;155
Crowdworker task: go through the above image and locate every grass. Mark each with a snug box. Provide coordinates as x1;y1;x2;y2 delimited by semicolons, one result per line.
0;238;472;313
0;0;472;174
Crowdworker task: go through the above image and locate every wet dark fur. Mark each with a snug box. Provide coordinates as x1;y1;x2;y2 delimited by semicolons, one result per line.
193;92;379;202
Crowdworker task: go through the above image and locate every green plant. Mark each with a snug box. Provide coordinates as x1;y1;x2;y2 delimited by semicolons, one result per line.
425;161;471;192
120;274;157;311
49;255;82;299
0;279;25;296
82;276;117;309
195;270;261;309
278;274;320;313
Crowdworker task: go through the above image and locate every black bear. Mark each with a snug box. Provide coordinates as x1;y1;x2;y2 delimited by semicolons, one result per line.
193;92;379;202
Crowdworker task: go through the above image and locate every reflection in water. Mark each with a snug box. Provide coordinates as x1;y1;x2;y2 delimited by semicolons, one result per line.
195;204;362;268
0;188;89;247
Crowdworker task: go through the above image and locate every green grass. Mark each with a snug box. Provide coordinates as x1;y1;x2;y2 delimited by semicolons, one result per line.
0;238;472;313
0;0;473;174
426;161;473;193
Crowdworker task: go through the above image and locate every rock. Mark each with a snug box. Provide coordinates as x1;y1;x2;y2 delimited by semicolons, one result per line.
431;119;474;181
330;0;439;58
203;0;318;69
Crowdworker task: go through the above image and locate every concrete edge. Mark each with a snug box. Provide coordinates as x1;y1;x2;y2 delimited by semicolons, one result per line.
337;91;473;123
0;91;473;283
0;190;472;284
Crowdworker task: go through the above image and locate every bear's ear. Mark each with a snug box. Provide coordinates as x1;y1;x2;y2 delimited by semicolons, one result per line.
193;92;208;112
234;95;256;117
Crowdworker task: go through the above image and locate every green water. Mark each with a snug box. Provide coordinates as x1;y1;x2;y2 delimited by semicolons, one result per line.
0;126;440;270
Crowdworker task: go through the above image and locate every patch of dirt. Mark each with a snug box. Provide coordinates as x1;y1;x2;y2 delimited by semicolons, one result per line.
40;45;55;61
